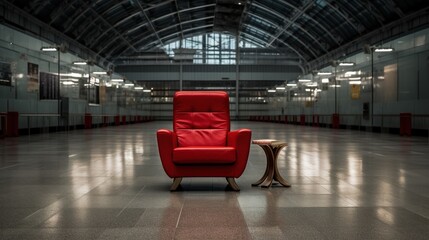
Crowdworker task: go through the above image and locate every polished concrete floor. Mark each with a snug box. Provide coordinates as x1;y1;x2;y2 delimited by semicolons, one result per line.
1;121;429;239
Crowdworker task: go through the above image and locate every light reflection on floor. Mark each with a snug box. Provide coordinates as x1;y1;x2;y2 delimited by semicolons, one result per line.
0;121;428;239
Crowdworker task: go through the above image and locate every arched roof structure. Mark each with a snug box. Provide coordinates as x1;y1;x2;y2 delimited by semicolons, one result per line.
2;0;429;70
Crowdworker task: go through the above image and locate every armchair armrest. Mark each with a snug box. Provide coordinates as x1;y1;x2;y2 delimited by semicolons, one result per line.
157;129;177;177
227;128;252;177
227;129;251;147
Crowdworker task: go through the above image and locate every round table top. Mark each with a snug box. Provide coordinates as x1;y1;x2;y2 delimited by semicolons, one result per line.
252;139;287;146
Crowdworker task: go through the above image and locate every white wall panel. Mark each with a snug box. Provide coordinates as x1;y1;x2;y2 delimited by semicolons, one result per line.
398;55;418;100
418;51;429;99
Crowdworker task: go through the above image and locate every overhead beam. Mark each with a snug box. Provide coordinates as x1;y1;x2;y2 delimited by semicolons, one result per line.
174;0;185;43
0;0;112;67
267;0;313;47
248;12;328;53
127;4;216;35
241;26;307;64
324;1;360;34
114;17;214;59
244;23;318;59
308;6;429;71
135;0;164;48
252;2;339;47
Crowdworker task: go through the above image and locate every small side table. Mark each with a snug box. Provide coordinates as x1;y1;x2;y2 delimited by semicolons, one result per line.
252;139;291;188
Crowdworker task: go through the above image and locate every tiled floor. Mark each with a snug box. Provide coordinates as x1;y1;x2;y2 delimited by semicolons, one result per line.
1;121;429;239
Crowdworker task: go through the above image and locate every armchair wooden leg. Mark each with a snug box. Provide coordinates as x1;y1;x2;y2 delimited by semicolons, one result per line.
170;178;183;191
226;177;240;191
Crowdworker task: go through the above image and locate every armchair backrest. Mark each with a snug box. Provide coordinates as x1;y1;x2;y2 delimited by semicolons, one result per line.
173;91;230;147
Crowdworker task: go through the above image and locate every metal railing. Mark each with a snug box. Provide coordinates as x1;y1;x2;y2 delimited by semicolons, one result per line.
249;113;429;137
0;112;154;137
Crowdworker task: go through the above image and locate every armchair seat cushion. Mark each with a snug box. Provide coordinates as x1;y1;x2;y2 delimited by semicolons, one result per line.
173;146;236;165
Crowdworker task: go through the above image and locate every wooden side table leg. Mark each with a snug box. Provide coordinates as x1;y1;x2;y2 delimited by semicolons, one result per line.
274;169;291;187
272;145;291;187
251;168;268;186
252;145;270;186
259;145;275;188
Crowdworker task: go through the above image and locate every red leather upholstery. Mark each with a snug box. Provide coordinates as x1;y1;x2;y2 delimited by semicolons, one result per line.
173;146;236;164
157;91;252;183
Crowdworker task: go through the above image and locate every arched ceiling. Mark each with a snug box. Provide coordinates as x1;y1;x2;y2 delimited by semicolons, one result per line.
2;0;429;69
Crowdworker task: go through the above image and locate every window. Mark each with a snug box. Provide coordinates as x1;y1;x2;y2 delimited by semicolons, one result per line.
163;33;260;64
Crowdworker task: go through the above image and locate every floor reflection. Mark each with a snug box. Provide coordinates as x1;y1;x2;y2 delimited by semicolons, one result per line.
0;121;428;239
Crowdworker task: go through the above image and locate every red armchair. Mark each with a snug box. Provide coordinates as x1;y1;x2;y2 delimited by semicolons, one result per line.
157;91;252;191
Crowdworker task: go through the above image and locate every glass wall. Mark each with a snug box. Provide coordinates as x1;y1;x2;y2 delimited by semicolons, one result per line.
163;33;259;65
0;24;149;131
268;27;429;129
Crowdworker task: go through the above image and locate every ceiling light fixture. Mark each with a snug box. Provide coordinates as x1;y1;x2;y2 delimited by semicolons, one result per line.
317;72;332;76
72;61;87;65
338;62;355;66
62;81;74;85
349;81;362;85
374;48;394;52
41;47;58;52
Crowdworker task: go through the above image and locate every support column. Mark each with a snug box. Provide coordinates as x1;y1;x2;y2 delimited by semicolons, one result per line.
235;35;240;119
6;112;19;137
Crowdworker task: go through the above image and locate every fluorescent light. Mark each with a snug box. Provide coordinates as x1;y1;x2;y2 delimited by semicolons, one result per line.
317;72;332;76
111;78;124;82
124;83;134;87
134;87;143;90
344;71;357;77
307;83;318;87
339;62;355;66
61;78;79;82
60;73;82;78
348;77;361;80
73;61;87;65
93;71;107;75
41;47;58;52
62;81;75;85
349;81;362;85
305;89;311;92
275;87;286;90
298;79;311;82
374;48;394;52
321;78;329;83
268;89;276;93
286;83;297;87
143;89;151;93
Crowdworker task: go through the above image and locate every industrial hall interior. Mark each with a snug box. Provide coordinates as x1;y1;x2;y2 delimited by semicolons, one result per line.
1;0;429;239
